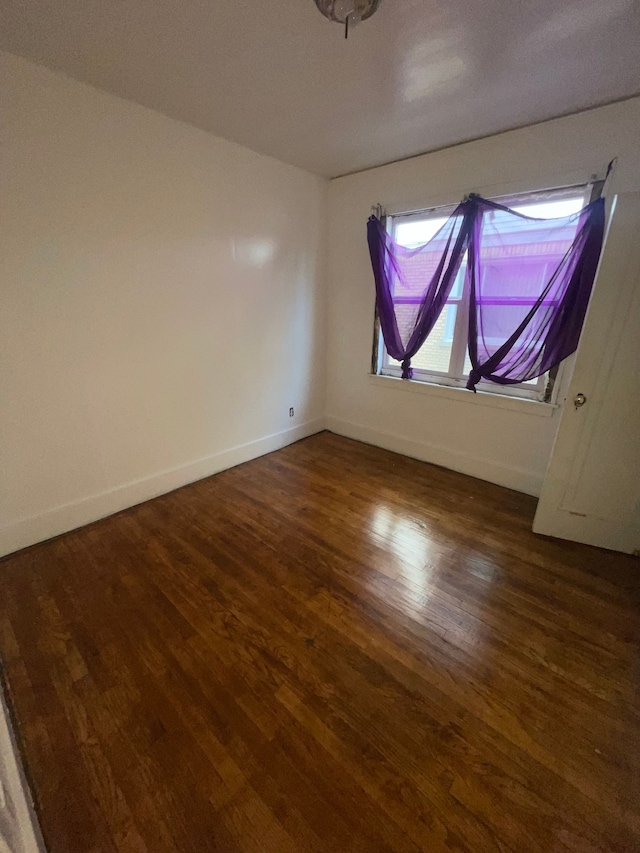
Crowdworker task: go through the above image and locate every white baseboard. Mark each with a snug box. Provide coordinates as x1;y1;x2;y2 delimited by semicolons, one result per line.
325;416;543;497
0;415;541;559
0;418;325;559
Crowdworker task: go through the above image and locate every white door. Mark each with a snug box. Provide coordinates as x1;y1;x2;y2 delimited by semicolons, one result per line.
0;689;45;852
533;192;640;554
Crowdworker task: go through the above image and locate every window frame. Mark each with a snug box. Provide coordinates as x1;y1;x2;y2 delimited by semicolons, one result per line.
374;184;592;403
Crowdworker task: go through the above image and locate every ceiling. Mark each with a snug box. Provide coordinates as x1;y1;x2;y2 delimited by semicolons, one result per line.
2;0;639;177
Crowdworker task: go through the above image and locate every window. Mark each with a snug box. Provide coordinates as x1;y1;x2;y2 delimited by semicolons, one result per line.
375;186;591;401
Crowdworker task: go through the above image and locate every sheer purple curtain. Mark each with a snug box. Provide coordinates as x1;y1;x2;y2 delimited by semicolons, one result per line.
466;195;605;390
367;205;473;378
367;194;605;388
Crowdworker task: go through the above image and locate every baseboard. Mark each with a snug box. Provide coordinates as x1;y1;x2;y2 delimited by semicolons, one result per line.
325;416;543;497
0;418;325;559
0;414;540;559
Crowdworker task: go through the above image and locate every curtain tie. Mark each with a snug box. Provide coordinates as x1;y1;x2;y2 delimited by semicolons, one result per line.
401;359;413;380
466;368;482;392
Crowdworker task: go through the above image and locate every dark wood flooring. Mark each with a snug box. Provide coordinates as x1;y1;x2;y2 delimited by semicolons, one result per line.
1;432;639;853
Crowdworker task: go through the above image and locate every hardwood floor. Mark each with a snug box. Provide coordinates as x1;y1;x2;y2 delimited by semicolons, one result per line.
1;432;639;853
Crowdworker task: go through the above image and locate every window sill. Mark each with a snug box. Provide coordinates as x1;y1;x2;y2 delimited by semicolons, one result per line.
368;373;557;418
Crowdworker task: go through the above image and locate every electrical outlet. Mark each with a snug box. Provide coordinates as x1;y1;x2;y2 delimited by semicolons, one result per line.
289;407;294;417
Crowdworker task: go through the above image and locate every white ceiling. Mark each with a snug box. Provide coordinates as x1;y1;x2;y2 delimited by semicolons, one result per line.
1;0;639;177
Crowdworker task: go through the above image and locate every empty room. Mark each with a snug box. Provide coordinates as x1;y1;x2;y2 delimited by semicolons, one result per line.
1;1;640;851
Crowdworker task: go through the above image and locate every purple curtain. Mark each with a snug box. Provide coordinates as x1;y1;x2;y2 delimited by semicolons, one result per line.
367;194;605;389
367;205;472;378
466;195;605;390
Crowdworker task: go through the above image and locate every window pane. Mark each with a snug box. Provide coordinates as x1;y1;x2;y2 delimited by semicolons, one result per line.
477;301;551;343
468;195;585;386
392;302;418;346
393;217;467;302
392;219;461;303
450;253;467;299
394;216;450;247
480;259;551;298
382;190;586;397
462;350;541;387
387;304;457;374
511;198;585;218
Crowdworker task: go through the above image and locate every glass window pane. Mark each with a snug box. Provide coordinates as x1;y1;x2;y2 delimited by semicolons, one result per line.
480;259;550;298
394;216;450;247
462;350;541;386
478;200;583;301
450;253;467;299
381;191;586;395
386;304;457;374
511;198;585;218
393;302;418;345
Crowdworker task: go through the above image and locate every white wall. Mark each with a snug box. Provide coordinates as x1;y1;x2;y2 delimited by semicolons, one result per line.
0;51;328;557
326;98;640;496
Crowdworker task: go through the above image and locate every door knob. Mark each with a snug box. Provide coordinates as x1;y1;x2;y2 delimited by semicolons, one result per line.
573;393;587;409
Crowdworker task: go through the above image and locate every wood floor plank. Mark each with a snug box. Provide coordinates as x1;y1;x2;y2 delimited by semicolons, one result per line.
1;432;639;852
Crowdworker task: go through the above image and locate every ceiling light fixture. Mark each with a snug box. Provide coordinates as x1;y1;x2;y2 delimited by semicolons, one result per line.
314;0;382;39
